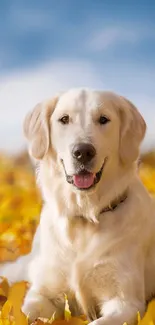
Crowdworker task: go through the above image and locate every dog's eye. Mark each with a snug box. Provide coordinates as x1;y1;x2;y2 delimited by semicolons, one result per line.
59;115;69;125
99;116;110;125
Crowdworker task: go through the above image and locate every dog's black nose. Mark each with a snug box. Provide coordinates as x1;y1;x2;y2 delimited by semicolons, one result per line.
72;143;96;164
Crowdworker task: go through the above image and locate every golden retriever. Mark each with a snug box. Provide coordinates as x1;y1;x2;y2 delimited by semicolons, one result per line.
3;89;155;325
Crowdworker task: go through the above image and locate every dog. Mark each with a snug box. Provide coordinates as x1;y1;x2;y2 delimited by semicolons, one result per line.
1;88;155;325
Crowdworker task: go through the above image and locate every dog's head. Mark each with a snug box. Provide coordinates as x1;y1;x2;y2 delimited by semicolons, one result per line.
24;89;146;191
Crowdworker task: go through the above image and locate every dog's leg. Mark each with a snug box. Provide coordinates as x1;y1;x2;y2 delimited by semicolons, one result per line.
89;299;145;325
22;257;68;322
22;288;59;322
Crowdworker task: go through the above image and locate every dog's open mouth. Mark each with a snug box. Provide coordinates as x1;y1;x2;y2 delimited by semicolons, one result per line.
73;172;95;189
61;160;107;190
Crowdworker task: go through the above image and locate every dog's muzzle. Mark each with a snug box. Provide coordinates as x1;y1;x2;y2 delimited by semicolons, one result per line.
61;158;107;190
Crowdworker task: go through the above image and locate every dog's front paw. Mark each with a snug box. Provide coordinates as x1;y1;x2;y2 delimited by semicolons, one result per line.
22;291;56;322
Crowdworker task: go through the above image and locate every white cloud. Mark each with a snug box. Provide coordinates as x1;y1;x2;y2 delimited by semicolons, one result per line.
89;25;155;51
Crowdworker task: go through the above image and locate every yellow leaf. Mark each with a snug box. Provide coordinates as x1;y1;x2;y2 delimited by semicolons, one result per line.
1;300;12;318
0;277;9;298
64;295;71;321
137;311;141;325
138;300;155;325
7;282;28;325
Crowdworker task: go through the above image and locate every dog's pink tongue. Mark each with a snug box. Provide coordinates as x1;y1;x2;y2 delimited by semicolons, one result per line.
73;173;95;189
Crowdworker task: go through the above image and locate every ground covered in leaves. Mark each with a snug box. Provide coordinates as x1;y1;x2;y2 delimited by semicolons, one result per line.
1;151;155;324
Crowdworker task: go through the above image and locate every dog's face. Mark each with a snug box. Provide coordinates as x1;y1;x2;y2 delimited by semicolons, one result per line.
24;89;146;191
51;90;122;190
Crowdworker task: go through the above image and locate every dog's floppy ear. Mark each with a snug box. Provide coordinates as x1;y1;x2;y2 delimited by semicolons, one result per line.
119;96;146;164
23;97;58;159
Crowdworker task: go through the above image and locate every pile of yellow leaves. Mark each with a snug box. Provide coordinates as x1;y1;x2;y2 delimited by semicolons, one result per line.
0;153;42;262
1;152;155;324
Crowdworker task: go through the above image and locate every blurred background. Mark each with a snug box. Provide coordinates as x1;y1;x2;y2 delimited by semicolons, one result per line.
0;0;155;263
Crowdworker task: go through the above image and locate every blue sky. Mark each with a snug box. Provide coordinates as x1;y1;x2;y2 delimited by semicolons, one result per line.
0;0;155;151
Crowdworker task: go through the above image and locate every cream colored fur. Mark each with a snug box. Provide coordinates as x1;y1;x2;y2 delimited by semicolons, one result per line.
7;89;155;324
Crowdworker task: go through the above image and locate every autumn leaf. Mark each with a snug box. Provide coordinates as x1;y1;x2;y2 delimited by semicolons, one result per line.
7;282;28;325
64;294;71;321
137;300;155;325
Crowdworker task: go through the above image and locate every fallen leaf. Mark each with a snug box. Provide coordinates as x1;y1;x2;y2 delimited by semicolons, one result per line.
7;282;28;325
